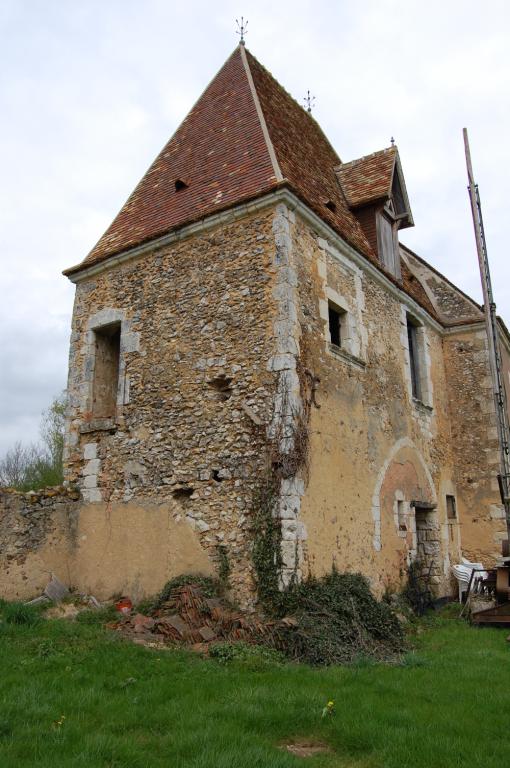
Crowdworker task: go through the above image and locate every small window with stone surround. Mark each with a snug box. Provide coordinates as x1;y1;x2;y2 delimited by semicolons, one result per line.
407;316;421;400
402;309;433;409
92;323;121;418
446;494;457;520
328;302;345;348
397;499;407;530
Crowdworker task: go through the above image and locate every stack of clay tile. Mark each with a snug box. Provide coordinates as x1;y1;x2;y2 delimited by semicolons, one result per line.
112;583;285;648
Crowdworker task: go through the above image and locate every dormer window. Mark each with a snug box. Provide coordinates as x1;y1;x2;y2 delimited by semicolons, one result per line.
377;210;401;279
335;146;413;282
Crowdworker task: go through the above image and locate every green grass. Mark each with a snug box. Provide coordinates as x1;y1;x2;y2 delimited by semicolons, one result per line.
0;604;509;767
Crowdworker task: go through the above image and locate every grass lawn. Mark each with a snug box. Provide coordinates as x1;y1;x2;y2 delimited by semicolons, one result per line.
0;603;509;767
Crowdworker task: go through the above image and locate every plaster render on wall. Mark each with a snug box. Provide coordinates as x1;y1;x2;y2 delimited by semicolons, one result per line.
371;437;437;552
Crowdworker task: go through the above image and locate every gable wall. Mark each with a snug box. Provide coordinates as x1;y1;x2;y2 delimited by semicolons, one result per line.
443;328;508;562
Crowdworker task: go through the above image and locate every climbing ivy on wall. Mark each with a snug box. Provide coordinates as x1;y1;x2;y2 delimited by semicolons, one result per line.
251;475;282;611
251;352;314;613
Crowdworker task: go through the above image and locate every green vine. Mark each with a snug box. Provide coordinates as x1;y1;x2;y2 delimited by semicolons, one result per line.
251;474;283;613
216;544;231;590
251;344;314;612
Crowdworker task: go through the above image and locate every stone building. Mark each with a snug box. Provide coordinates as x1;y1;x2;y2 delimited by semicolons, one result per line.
2;45;508;605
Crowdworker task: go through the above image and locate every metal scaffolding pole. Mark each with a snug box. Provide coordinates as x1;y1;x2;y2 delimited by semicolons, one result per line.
463;128;510;540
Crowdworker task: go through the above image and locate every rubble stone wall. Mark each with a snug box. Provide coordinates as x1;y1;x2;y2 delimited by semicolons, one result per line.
403;249;481;324
64;208;286;607
443;328;507;564
289;214;465;596
0;488;79;600
5;201;503;607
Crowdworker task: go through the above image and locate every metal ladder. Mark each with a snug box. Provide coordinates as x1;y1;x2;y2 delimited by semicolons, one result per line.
464;128;510;539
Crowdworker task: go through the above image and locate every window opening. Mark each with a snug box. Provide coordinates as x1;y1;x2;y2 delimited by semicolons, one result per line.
407;317;421;400
397;500;407;531
328;303;344;348
324;200;337;213
446;495;457;520
377;212;401;278
92;323;121;418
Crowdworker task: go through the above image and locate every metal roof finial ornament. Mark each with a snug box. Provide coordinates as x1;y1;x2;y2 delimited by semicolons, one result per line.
390;136;395;147
236;17;248;45
304;90;316;114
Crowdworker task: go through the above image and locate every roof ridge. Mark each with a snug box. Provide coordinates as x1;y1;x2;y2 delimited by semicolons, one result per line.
72;45;280;269
399;241;482;312
76;45;245;267
69;44;378;273
243;48;345;165
338;145;396;169
240;46;283;183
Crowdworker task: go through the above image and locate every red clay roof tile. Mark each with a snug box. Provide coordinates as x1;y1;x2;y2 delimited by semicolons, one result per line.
63;46;439;322
66;46;373;274
244;50;373;260
71;47;278;271
336;147;397;208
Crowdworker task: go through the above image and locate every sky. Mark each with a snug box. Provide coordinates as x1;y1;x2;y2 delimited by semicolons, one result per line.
1;0;509;457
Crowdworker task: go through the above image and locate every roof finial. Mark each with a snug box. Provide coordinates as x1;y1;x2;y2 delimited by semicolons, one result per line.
390;136;395;147
236;17;248;45
304;90;316;114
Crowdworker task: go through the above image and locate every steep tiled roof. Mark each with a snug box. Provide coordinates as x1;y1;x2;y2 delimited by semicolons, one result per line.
65;46;373;274
336;147;396;208
70;47;278;271
63;46;440;323
245;51;373;259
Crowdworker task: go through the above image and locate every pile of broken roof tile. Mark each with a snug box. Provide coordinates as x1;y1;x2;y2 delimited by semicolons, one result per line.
110;583;291;650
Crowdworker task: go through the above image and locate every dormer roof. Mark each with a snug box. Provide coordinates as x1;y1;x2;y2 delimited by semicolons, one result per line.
336;146;414;228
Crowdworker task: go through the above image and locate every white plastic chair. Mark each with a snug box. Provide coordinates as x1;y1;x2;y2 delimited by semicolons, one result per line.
452;559;487;602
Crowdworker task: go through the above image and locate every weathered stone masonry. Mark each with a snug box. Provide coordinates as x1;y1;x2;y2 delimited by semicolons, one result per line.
287;212;470;596
2;41;508;606
0;198;507;604
0;488;79;600
63;210;284;604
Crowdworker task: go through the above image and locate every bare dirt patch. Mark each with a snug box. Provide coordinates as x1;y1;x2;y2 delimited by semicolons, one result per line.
280;739;332;758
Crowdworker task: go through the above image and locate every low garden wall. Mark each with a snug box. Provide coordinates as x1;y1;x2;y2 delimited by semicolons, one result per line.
0;488;213;602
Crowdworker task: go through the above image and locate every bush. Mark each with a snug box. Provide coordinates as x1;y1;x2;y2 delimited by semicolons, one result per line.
0;393;65;491
137;574;220;614
274;572;405;665
1;602;41;627
403;560;433;615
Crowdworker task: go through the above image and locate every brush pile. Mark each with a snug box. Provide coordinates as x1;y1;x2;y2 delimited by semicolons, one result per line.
110;572;405;665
